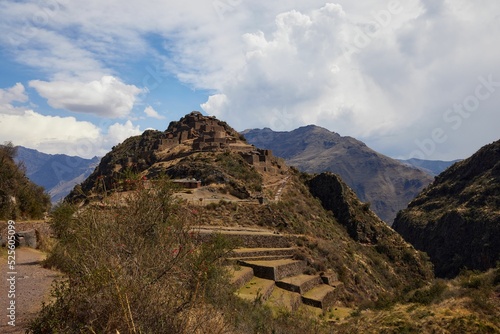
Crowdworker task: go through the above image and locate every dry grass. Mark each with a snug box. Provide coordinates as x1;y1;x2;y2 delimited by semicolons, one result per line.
29;179;236;333
334;268;500;333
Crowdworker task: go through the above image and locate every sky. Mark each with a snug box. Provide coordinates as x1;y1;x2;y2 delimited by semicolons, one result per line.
0;0;499;160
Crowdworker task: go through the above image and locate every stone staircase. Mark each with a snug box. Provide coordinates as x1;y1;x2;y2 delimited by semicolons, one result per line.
225;247;295;263
233;259;341;311
232;253;341;311
194;225;342;310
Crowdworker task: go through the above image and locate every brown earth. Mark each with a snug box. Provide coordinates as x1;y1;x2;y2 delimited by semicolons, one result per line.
1;248;61;333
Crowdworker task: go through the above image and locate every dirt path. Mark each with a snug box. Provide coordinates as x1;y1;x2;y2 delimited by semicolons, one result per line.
1;248;61;333
274;175;290;202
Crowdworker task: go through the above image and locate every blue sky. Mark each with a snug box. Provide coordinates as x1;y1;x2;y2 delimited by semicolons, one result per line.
1;0;499;160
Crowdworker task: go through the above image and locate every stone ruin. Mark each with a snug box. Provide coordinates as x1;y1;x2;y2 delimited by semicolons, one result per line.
157;111;239;152
156;111;285;174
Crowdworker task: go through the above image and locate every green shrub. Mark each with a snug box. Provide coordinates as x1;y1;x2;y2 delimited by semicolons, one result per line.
408;280;447;305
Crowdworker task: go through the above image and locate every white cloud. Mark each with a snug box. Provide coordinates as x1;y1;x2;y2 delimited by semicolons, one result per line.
0;109;142;158
103;120;142;150
29;76;144;118
200;3;409;132
0;83;27;104
144;105;165;119
0;110;100;155
196;1;500;160
1;0;499;160
0;83;29;115
201;94;228;117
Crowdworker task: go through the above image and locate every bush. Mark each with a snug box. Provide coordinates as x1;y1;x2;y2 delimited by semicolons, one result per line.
30;178;235;333
408;280;447;305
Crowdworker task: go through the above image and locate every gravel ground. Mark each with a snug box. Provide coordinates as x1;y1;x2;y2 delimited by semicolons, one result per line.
1;247;61;334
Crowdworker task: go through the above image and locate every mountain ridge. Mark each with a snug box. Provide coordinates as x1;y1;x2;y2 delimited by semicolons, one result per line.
397;158;461;176
393;139;500;278
14;146;99;203
242;125;434;224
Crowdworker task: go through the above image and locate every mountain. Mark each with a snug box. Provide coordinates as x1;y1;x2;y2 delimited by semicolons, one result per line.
241;126;433;224
0;143;50;219
398;158;461;176
41;112;500;333
65;111;433;303
393;139;500;278
14;146;99;203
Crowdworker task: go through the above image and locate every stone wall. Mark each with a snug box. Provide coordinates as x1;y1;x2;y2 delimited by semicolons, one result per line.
0;221;52;249
194;231;296;249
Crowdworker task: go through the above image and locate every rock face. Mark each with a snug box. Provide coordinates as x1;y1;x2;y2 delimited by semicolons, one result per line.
306;172;434;284
242;126;433;224
307;173;384;244
393;139;500;278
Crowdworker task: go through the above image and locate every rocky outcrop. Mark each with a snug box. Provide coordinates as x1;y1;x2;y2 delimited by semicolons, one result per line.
306;172;434;283
393;139;500;278
308;172;397;244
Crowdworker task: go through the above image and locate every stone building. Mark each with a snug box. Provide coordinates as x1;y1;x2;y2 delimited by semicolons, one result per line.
156;111;284;174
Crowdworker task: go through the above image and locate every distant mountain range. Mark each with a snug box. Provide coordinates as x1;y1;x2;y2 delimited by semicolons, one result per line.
393;139;500;278
398;158;461;176
0;143;50;219
15;146;99;203
242;126;437;224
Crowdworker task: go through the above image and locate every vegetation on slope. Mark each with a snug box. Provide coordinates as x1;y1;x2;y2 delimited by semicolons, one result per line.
30;180;331;333
0;142;50;219
65;130;163;203
336;267;500;333
394;139;500;278
186;168;434;304
32;179;232;333
31;172;499;333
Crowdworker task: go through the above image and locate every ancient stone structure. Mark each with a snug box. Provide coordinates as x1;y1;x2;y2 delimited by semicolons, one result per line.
157;111;238;152
172;178;202;189
156;111;284;174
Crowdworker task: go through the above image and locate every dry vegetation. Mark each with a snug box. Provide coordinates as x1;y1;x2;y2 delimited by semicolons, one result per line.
27;146;500;333
28;179;329;333
335;267;500;333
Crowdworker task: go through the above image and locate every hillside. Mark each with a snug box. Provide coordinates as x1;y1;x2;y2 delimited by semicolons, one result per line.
64;112;433;302
14;146;99;203
0;143;50;220
242;126;433;224
31;113;500;333
393;139;500;278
